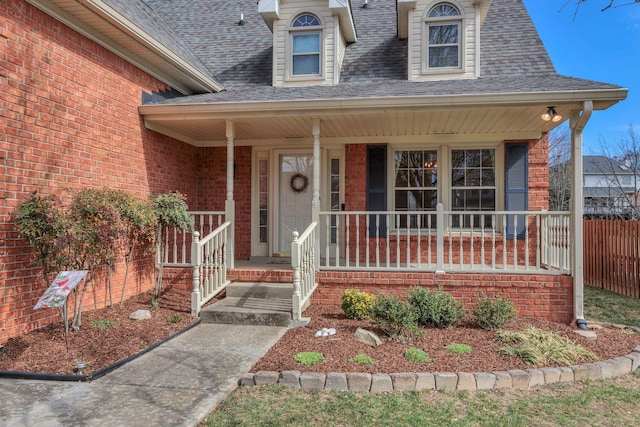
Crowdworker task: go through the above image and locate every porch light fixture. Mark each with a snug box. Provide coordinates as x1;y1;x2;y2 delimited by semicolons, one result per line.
541;106;562;123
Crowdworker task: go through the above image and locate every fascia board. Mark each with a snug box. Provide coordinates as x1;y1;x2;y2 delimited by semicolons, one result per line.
329;0;357;42
139;88;629;118
26;0;223;94
258;0;279;32
397;0;417;39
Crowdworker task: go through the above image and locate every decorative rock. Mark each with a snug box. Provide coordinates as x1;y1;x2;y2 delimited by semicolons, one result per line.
611;356;633;376
391;373;417;391
456;372;476;391
626;352;640;370
474;372;496;390
596;361;615;379
353;327;383;347
587;323;603;330
278;370;301;388
573;330;597;340
434;372;458;391
571;365;590;381
582;363;602;380
558;367;575;382
370;373;393;393
508;370;530;389
415;372;436;391
300;372;326;391
129;309;151;320
492;371;512;389
325;373;348;391
254;371;280;385
346;373;372;392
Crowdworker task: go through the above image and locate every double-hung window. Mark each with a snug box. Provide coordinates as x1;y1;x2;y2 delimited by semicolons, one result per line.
451;149;496;227
290;14;322;77
425;3;461;70
394;150;438;228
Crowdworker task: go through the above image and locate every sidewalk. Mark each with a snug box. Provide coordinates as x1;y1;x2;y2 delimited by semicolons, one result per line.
0;324;288;427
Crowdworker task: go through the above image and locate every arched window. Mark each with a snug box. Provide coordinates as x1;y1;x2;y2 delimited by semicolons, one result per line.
425;3;461;69
290;13;322;76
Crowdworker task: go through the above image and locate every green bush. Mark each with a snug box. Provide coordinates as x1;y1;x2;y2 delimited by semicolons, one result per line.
408;287;465;328
404;347;430;363
445;343;472;354
341;289;376;320
293;352;325;366
472;294;518;330
348;354;375;365
371;295;424;343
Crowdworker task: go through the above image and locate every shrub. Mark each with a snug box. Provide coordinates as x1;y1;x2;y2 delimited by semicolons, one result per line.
445;343;472;354
473;294;518;330
497;327;597;366
171;314;182;324
348;354;375;365
371;295;424;343
408;287;465;328
293;352;324;366
404;347;430;363
341;289;376;320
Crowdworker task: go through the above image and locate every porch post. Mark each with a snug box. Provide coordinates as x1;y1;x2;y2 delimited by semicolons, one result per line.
225;119;235;269
312;118;321;269
569;101;592;326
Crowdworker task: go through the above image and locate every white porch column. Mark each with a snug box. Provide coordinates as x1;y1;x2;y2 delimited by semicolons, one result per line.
312;118;321;269
569;100;592;325
225;119;235;268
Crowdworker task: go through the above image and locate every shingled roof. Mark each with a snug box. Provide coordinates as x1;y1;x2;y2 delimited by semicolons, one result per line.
140;0;622;105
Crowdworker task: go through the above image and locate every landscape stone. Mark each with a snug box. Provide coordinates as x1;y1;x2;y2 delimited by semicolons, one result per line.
492;371;512;389
278;370;301;388
238;374;255;386
474;372;496;390
508;370;530;389
540;367;561;384
254;371;280;385
353;327;383;347
390;373;416;391
346;373;371;392
558;367;575;382
434;373;458;391
573;330;597;340
596;361;615;379
456;372;476;391
370;373;393;393
129;309;151;320
525;369;545;387
626;352;640;370
325;373;348;391
415;372;436;391
612;357;633;376
300;372;326;391
582;363;602;380
571;365;590;381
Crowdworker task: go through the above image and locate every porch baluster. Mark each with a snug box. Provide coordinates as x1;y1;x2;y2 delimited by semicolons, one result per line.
191;231;201;316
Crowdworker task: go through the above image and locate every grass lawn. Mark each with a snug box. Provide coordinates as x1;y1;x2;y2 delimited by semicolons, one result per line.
203;286;640;426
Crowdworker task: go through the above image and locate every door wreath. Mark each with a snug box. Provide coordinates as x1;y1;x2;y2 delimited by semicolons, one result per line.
290;173;309;193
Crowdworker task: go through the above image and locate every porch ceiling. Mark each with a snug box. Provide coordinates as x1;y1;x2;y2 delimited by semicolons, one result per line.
140;96;622;147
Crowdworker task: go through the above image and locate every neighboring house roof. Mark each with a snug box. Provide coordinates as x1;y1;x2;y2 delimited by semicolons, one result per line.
583;156;635;175
584;187;636;198
143;0;623;106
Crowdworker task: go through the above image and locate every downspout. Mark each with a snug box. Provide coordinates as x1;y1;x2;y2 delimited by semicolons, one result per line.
570;100;592;330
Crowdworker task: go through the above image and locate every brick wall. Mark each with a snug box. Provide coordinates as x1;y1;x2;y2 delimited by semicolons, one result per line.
0;0;200;342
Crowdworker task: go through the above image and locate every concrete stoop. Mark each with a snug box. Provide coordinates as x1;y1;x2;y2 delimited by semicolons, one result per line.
200;282;294;327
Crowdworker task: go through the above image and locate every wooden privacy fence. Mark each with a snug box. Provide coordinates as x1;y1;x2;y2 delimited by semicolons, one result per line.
584;220;640;299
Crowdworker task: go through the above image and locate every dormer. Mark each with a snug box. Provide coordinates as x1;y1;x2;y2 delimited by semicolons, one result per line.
398;0;491;82
258;0;357;87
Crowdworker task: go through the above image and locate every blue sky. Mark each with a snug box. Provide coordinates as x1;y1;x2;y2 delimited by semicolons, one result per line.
522;0;639;153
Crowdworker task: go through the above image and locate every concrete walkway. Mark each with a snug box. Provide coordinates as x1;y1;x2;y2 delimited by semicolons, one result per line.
0;324;288;427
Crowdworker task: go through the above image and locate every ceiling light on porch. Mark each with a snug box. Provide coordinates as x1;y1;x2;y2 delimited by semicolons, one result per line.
541;106;562;123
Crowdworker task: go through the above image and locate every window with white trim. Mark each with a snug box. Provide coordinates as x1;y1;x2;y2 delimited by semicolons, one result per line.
394;150;438;228
425;3;461;70
290;14;322;77
451;149;496;227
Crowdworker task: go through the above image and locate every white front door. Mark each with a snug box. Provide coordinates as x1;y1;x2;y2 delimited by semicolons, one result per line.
277;153;313;254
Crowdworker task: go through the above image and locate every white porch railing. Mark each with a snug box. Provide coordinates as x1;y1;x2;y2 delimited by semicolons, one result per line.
319;204;571;274
291;222;318;320
161;211;225;267
191;222;231;316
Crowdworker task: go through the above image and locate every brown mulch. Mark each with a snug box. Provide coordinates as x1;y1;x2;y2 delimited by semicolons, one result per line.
0;288;196;376
251;305;640;373
2;292;640;378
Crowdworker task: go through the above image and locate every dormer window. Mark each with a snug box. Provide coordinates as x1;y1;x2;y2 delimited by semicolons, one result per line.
424;3;462;71
289;13;323;78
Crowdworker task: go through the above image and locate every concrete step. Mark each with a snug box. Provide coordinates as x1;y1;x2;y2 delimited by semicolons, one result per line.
200;297;292;327
225;282;294;299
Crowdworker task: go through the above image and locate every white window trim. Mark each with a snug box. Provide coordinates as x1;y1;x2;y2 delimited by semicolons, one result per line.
387;143;505;231
421;2;466;75
286;13;326;82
